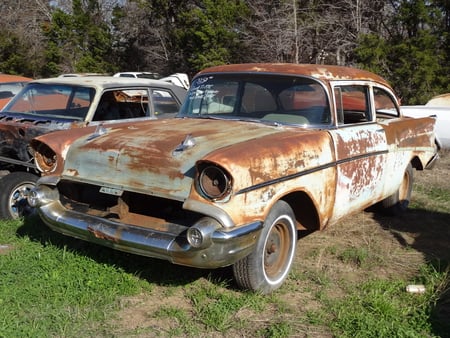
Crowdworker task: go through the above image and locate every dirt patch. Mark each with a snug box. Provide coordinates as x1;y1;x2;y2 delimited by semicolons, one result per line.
113;287;193;336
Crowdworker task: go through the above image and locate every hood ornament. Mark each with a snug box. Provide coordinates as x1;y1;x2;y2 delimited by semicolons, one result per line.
173;134;196;156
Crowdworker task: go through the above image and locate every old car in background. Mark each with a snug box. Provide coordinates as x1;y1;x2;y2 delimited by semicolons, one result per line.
114;72;190;90
113;71;161;79
0;74;32;109
0;76;186;219
426;93;450;106
158;73;190;90
29;63;438;293
401;93;450;149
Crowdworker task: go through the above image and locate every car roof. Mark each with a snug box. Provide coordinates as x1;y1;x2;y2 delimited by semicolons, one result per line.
0;74;33;83
196;63;391;88
28;76;183;91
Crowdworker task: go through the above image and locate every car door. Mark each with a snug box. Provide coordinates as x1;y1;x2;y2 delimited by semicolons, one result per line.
327;83;389;223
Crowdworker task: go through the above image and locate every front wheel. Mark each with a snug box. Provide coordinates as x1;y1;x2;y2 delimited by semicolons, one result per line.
232;200;297;294
0;172;39;219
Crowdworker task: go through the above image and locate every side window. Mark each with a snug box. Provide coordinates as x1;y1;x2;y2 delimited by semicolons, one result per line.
94;89;151;121
373;87;399;117
334;85;371;124
152;89;182;117
94;91;121;121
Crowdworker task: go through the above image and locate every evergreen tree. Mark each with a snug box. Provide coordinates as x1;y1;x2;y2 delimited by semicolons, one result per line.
42;0;114;76
172;0;249;72
356;0;448;104
0;32;33;76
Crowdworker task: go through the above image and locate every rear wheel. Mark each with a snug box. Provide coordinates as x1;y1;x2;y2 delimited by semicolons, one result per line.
379;163;413;216
0;172;39;219
233;200;297;294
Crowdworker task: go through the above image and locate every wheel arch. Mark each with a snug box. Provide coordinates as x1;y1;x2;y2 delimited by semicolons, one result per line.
279;190;321;232
410;155;423;171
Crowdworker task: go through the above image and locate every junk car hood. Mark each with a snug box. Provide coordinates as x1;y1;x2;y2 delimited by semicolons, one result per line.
57;118;298;201
0;112;82;162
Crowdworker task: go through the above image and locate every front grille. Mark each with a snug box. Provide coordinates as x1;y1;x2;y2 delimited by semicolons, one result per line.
57;180;202;228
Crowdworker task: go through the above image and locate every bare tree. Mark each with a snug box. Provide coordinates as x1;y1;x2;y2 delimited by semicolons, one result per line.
240;1;296;63
0;0;51;76
240;0;393;66
111;1;178;74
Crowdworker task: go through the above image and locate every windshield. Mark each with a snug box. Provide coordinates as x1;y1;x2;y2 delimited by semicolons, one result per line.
180;74;331;126
3;83;95;121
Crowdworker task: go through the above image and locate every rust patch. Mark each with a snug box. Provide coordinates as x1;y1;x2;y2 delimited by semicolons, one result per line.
87;225;119;242
383;116;435;148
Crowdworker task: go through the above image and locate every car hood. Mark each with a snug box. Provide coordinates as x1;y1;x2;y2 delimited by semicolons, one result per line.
59;118;296;201
0;113;81;162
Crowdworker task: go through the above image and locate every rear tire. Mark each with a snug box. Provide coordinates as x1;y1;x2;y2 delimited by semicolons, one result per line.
379;163;413;216
0;172;39;219
232;200;297;294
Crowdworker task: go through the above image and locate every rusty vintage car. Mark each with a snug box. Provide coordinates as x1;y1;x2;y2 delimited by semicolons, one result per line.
28;64;438;293
0;76;186;219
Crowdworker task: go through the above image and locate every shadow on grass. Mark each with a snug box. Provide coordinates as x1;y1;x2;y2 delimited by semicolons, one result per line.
16;215;232;289
373;208;450;338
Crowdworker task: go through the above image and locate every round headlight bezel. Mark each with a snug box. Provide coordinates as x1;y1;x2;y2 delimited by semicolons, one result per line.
197;163;232;201
33;142;57;173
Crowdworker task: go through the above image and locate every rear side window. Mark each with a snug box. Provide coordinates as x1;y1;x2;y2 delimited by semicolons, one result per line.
373;87;399;117
334;85;371;124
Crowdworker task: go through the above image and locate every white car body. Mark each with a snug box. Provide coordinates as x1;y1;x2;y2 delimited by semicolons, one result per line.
401;93;450;149
114;72;190;90
159;73;190;90
113;71;160;79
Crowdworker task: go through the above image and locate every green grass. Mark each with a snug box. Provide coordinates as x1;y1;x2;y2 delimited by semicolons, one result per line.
327;277;441;337
1;215;448;337
0;218;146;337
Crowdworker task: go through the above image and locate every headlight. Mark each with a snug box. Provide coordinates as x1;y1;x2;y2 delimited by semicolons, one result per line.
33;142;57;173
197;163;232;201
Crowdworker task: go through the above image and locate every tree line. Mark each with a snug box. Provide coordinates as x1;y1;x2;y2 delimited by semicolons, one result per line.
1;0;449;104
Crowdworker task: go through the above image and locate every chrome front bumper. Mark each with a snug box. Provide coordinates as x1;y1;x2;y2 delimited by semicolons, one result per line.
33;194;262;269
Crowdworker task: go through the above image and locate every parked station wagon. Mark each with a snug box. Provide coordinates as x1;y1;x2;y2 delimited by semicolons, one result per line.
29;64;438;293
0;76;186;219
